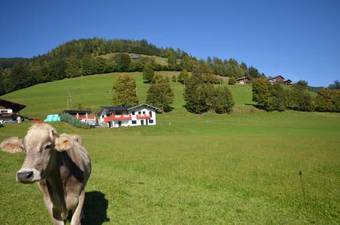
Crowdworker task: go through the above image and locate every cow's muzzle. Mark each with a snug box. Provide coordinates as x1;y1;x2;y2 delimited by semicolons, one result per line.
16;169;41;183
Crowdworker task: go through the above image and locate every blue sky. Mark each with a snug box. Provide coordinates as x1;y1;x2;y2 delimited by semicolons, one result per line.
0;0;339;86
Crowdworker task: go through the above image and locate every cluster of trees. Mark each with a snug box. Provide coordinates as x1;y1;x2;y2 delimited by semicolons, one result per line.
252;78;340;112
0;38;265;96
184;67;234;114
206;57;264;78
113;65;235;114
112;73;174;112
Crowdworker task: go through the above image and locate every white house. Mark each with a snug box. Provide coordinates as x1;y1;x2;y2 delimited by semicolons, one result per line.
97;104;160;128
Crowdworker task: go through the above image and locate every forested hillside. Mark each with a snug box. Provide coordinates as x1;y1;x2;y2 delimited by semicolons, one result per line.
0;38;264;95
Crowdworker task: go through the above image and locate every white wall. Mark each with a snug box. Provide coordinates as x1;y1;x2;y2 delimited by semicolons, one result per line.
99;106;157;128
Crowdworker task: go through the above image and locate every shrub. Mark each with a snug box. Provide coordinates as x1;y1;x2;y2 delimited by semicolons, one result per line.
228;77;236;85
211;85;234;113
315;88;340;112
178;70;190;84
287;85;314;112
171;75;177;82
252;77;270;109
143;64;154;83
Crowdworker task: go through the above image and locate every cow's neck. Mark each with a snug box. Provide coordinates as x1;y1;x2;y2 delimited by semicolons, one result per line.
45;151;68;216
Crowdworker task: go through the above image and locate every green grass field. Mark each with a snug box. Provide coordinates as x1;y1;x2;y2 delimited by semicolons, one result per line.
0;72;339;224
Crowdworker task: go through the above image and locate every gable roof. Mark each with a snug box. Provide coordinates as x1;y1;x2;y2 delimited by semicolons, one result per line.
97;106;129;115
0;99;26;113
268;75;285;80
236;76;250;81
128;104;161;113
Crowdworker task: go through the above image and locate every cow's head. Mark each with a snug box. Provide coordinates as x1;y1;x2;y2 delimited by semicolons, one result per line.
15;123;73;183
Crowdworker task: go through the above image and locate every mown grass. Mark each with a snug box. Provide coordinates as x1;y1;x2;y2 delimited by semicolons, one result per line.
0;73;339;224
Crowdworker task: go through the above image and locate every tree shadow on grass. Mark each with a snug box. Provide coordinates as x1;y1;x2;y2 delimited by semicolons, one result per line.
82;191;110;225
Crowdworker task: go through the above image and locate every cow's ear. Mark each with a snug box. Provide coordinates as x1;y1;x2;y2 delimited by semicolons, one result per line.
0;137;24;153
49;128;59;141
55;136;73;151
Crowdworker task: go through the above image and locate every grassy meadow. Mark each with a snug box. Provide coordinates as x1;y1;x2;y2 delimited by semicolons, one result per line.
0;72;339;224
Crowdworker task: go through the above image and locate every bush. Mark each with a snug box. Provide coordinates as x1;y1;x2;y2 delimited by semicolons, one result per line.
178;70;189;84
210;86;234;113
252;77;270;109
143;64;154;83
287;85;314;112
171;75;177;82
228;77;236;85
267;84;287;111
184;70;234;114
252;79;289;111
146;75;174;112
315;88;340;112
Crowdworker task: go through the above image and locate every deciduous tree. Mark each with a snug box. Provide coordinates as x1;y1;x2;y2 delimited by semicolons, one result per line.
112;75;138;106
146;75;174;112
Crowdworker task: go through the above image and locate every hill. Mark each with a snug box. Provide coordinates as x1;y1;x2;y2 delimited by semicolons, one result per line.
0;38;265;96
0;73;340;224
1;71;254;118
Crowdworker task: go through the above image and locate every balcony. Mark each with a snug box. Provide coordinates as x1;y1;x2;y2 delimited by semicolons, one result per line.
103;114;131;122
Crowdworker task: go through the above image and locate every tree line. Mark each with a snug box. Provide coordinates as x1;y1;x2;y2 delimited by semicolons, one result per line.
0;38;264;95
252;78;340;112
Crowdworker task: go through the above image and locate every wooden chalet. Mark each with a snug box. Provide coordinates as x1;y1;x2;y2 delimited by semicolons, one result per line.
236;76;251;84
268;75;285;84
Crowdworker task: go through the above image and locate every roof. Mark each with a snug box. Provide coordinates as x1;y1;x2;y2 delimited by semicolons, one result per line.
236;76;250;81
63;109;92;115
128;104;161;113
268;75;285;80
98;106;129;115
0;99;26;113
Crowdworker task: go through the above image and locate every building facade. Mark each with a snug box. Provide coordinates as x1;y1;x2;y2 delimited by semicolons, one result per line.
98;104;159;128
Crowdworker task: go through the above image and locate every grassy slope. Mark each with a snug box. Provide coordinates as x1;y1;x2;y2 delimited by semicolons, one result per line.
100;53;169;66
0;73;339;224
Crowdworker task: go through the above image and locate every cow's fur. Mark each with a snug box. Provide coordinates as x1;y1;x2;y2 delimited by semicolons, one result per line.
14;123;91;225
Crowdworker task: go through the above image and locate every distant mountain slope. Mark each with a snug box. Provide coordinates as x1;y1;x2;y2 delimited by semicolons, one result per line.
0;38;264;95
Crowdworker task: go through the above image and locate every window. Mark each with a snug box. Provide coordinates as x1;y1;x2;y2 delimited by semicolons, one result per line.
132;120;137;124
132;111;135;115
149;111;153;116
149;119;154;124
143;111;145;114
138;111;141;114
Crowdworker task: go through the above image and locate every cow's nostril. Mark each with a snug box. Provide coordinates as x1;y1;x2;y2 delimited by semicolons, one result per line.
17;171;34;182
25;171;33;179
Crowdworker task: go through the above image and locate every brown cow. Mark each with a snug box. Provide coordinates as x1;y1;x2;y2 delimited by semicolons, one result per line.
12;123;91;225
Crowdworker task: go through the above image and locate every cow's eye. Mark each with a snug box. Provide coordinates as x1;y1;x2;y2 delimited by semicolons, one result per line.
43;143;52;150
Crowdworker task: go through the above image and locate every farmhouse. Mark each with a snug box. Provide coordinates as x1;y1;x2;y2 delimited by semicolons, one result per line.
0;99;26;124
97;104;160;128
236;76;251;84
268;75;284;84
